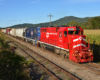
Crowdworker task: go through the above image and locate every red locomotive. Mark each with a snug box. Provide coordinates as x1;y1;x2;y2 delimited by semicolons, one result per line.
39;26;93;63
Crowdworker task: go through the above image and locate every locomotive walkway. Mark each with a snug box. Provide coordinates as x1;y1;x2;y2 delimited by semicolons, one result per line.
5;34;100;80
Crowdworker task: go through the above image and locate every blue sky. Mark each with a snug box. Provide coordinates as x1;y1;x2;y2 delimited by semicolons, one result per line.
0;0;100;28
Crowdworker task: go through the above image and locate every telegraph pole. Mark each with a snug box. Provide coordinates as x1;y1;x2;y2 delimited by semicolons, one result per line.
47;13;53;26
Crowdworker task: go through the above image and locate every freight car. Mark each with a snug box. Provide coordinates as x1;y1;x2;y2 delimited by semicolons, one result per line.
10;29;16;36
24;26;93;63
10;28;26;38
1;29;6;33
24;27;40;46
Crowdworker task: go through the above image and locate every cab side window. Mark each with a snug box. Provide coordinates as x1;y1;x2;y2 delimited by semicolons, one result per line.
59;32;62;37
64;31;67;36
81;31;83;35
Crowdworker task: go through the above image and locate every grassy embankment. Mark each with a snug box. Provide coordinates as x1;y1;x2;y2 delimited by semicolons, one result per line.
84;30;100;63
0;32;32;80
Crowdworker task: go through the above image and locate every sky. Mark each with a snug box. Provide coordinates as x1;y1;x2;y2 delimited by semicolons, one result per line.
0;0;100;28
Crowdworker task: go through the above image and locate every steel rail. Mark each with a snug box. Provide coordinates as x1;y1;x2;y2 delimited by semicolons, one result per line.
14;41;80;80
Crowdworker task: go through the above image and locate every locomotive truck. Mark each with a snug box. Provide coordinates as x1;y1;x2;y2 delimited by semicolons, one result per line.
24;26;93;63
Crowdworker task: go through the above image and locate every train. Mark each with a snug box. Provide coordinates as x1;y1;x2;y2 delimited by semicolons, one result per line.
1;26;93;63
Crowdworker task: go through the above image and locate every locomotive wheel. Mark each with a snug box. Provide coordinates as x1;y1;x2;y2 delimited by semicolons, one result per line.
61;53;65;58
43;44;46;49
25;39;27;42
32;41;35;45
61;50;69;59
24;38;26;41
54;48;60;55
40;43;43;49
65;53;69;59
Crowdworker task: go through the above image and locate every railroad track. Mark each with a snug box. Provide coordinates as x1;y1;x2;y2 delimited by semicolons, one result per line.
6;34;100;80
80;62;100;75
10;40;80;80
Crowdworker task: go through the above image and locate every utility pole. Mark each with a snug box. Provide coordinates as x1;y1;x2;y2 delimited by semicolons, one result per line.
47;13;53;26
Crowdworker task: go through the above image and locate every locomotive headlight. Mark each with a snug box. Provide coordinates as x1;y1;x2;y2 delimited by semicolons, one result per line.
88;49;91;52
79;53;82;57
90;52;93;56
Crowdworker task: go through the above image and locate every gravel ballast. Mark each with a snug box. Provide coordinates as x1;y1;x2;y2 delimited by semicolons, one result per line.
7;35;100;80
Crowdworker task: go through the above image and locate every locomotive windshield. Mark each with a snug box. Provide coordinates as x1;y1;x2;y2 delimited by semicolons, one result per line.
68;30;82;35
68;31;74;34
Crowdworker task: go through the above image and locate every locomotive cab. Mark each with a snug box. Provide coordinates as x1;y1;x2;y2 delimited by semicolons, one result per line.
58;26;93;62
40;26;93;63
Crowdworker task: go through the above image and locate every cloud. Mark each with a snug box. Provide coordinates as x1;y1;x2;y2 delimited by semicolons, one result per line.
29;0;40;3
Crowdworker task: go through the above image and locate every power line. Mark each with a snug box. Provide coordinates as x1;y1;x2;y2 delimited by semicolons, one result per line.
47;13;53;26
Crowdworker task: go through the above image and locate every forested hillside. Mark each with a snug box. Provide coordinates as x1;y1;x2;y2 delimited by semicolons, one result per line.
6;16;100;29
9;16;90;28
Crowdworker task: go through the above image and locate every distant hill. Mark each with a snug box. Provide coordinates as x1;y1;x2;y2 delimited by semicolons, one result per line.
10;16;91;28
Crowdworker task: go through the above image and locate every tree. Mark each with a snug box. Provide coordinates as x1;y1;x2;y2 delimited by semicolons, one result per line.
88;17;100;29
67;20;79;26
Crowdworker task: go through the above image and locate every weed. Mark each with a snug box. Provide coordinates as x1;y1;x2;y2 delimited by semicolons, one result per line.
40;75;43;80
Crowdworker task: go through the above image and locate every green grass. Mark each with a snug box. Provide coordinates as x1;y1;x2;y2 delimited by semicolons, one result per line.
86;34;100;45
0;33;31;80
84;32;100;62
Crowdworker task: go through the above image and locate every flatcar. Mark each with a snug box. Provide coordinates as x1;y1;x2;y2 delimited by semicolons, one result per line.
24;26;93;63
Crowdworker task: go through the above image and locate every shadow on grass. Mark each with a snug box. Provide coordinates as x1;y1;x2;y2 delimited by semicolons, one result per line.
0;50;31;80
90;44;100;63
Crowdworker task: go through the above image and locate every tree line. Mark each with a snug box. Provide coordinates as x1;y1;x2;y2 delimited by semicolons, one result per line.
63;16;100;29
